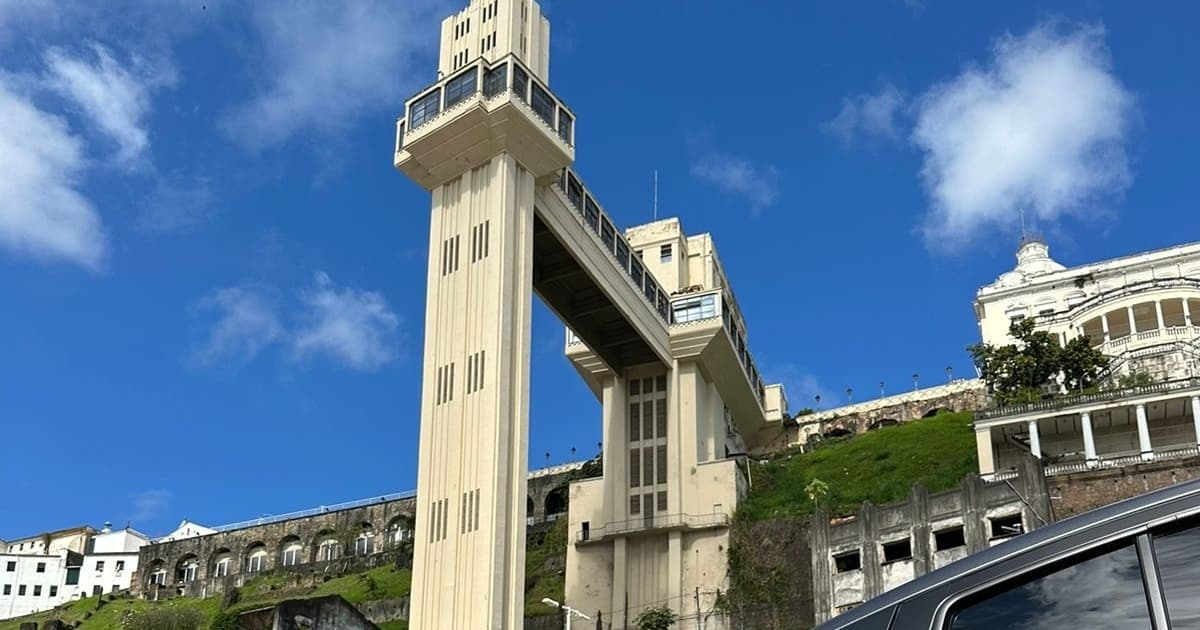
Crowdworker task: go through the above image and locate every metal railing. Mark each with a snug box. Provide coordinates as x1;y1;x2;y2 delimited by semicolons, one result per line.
1041;445;1200;476
1038;278;1200;325
211;491;417;533
576;511;730;543
976;377;1200;421
552;168;671;325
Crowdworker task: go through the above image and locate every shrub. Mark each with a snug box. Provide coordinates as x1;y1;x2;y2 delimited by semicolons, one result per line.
123;606;205;630
633;605;678;630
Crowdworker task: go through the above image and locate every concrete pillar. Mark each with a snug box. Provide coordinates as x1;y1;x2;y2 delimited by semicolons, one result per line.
1155;300;1166;330
668;531;682;613
960;475;988;554
810;510;833;625
601;377;628;519
611;537;627;628
975;426;996;475
1136;403;1154;460
1027;420;1041;459
1101;313;1111;342
858;503;882;601
1192;396;1200;447
1081;411;1097;466
1127;306;1138;335
1185;299;1193;327
908;484;932;578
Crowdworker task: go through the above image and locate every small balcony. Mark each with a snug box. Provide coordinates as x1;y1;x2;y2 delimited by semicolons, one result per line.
575;511;730;544
395;54;575;190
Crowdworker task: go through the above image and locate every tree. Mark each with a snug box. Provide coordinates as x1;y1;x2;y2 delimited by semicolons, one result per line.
634;605;678;630
968;318;1109;405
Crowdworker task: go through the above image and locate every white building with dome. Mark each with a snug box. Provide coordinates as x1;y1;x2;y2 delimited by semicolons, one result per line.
972;238;1200;477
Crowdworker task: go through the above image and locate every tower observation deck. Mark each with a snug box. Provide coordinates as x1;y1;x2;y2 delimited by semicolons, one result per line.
394;1;786;627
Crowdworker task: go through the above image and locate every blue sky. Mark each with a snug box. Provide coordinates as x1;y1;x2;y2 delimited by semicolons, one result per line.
2;0;1197;539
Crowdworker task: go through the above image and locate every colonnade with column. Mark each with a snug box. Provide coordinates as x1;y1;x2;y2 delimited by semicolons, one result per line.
1077;296;1200;347
977;393;1200;475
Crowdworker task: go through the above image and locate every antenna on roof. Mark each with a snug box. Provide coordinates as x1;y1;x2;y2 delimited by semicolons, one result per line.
653;170;659;220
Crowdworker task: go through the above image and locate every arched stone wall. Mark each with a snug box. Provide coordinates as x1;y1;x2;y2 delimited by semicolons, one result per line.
133;496;417;599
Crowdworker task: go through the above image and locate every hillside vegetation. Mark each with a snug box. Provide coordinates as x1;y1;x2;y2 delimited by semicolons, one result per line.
0;565;412;630
739;411;979;521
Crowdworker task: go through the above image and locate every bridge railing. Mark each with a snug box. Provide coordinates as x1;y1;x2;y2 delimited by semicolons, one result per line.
552;168;671;325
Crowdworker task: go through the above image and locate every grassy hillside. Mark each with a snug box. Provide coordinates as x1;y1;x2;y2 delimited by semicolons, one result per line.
0;565;412;630
739;411;979;521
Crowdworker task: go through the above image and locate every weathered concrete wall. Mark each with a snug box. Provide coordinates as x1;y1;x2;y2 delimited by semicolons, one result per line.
1048;455;1200;519
811;456;1050;624
356;597;409;625
237;595;380;630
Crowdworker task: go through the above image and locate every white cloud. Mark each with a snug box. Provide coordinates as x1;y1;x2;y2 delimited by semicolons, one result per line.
690;151;781;212
222;0;445;151
912;23;1135;249
292;272;401;371
192;286;284;366
0;77;106;269
825;84;906;145
131;489;171;523
192;274;401;371
43;44;170;167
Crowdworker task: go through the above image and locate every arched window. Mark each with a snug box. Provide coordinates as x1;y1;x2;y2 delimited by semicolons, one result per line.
281;541;303;567
245;543;267;573
386;518;413;545
147;561;166;586
212;550;232;578
355;525;376;556
318;538;339;561
176;556;199;584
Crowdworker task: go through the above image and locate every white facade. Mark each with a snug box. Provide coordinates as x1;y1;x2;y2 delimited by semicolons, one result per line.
1;525;151;620
974;239;1200;476
75;528;150;599
155;520;216;543
0;526;92;620
976;238;1200;382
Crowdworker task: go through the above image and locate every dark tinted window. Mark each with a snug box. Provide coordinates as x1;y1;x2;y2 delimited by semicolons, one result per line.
443;68;477;108
948;544;1151;630
1155;523;1200;628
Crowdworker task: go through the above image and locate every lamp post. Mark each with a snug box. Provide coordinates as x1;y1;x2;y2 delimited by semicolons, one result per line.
879;381;885;399
846;387;853;404
912;373;919;392
946;365;953;383
542;597;591;630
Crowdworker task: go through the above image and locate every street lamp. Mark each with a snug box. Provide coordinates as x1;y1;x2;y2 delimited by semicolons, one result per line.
912;373;919;392
541;597;591;630
946;365;954;383
846;387;853;404
879;381;885;399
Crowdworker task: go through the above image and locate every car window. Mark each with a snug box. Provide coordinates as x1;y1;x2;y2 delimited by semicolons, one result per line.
1154;523;1200;628
947;543;1151;630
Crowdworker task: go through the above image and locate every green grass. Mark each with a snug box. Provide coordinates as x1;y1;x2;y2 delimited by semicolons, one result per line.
310;565;412;604
0;595;223;630
523;519;568;617
739;411;979;521
0;565;412;630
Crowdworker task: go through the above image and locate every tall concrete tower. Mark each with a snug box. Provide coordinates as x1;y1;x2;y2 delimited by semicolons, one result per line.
395;1;565;628
395;1;788;628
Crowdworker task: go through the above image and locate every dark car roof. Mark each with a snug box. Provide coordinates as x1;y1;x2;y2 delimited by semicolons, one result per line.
815;476;1200;630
